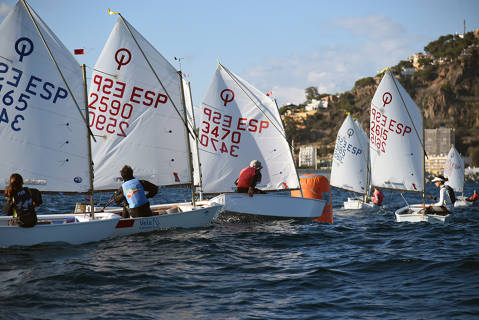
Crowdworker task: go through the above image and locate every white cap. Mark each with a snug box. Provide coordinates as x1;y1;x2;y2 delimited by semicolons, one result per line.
431;175;445;183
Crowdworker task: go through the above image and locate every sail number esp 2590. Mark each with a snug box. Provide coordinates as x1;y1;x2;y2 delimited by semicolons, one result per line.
88;74;168;137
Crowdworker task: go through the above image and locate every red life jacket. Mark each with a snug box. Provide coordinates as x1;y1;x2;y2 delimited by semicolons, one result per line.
372;189;384;205
237;167;257;188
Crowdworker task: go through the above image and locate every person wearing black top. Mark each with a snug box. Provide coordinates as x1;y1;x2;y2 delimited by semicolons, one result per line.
3;173;42;227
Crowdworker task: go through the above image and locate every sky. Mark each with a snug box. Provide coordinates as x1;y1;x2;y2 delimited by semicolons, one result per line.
1;0;478;107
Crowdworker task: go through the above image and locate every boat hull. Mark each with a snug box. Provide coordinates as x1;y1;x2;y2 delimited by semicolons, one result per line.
208;193;326;218
395;204;450;223
0;213;120;247
343;198;375;210
454;196;477;208
96;202;222;237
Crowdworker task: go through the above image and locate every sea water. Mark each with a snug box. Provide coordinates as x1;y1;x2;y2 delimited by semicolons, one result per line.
0;183;478;320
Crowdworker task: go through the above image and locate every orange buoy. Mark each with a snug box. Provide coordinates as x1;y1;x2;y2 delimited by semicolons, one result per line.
291;174;333;223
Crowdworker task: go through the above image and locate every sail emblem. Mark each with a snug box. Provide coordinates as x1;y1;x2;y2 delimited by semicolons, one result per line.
220;89;235;106
382;92;392;107
115;48;132;70
15;37;34;62
347;128;354;137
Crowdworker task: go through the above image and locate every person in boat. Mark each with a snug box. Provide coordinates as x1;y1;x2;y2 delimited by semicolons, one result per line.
113;165;159;218
2;173;42;227
371;187;384;206
466;190;478;204
424;174;455;215
235;160;266;197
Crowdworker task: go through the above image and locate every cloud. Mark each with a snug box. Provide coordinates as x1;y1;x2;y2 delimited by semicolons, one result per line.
243;15;422;106
0;3;11;19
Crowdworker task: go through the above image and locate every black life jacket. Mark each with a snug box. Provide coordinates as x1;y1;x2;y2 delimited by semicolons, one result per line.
444;185;456;204
13;187;38;228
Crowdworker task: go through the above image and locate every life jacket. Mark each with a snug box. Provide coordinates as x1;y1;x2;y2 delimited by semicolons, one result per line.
372;189;384;205
466;192;478;201
236;167;257;189
12;187;37;227
444;185;456;204
122;178;148;208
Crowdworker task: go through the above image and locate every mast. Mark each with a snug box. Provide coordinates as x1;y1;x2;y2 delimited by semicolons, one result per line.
82;64;95;218
22;0;92;131
422;113;426;208
178;71;196;206
185;81;204;200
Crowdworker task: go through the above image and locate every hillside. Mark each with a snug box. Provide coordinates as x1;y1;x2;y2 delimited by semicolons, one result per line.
283;30;479;165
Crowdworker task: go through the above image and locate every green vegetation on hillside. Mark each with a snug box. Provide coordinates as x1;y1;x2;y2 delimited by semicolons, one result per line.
283;31;479;165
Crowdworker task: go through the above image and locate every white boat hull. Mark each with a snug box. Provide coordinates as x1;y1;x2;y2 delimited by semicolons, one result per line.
208;193;326;218
95;202;222;237
395;204;450;223
343;198;375;210
454;196;477;208
0;213;120;247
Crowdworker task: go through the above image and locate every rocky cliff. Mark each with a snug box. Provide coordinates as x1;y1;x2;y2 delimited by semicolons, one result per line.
284;31;479;165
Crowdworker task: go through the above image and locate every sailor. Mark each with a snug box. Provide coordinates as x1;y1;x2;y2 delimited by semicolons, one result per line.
235;160;266;197
371;187;384;206
466;190;478;204
113;165;158;218
3;173;42;227
425;174;455;215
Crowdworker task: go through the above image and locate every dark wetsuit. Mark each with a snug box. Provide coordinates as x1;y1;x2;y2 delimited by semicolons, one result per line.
113;179;158;218
3;187;38;227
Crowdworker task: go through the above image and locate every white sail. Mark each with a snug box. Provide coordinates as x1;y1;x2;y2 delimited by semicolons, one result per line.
182;78;202;188
330;115;368;194
198;64;299;193
0;1;89;192
370;70;424;192
444;146;464;193
89;17;191;190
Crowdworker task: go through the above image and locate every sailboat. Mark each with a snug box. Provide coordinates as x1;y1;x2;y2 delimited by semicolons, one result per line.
196;63;327;219
366;70;447;223
330;114;373;209
444;146;470;207
0;0;120;247
86;13;222;236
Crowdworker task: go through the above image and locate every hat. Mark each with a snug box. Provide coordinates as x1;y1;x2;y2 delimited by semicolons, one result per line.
250;160;262;169
431;174;446;183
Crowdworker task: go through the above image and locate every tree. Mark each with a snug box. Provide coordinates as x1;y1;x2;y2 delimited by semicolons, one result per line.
305;86;319;102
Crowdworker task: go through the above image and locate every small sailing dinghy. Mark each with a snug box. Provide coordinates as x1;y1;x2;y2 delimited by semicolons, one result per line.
196;63;326;219
86;13;221;236
444;146;470;208
330;114;373;209
367;70;449;223
0;0;120;247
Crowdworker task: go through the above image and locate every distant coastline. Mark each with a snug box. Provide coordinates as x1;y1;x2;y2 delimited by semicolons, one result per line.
297;167;479;183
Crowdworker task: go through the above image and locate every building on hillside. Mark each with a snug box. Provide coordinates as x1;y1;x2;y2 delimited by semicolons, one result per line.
305;99;328;111
410;53;431;69
401;67;415;77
